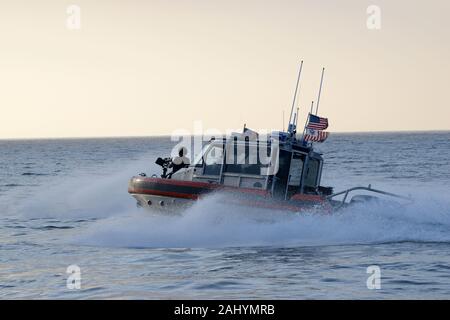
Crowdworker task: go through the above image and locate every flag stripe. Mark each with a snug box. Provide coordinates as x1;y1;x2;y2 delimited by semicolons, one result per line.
304;130;329;142
306;114;328;130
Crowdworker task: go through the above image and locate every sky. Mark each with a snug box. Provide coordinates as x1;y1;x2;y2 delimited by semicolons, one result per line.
0;0;449;139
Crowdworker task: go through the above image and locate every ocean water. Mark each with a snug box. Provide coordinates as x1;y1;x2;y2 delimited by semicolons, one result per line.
0;132;449;299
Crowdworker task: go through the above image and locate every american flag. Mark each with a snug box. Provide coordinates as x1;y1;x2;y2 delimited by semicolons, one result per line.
304;129;329;142
306;114;328;130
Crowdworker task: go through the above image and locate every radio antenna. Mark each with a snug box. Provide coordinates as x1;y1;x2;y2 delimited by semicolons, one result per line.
288;60;303;132
315;67;325;115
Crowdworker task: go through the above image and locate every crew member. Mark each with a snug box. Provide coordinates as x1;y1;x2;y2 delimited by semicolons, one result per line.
170;147;190;174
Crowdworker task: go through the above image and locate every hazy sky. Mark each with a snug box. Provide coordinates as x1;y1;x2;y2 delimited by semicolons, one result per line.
1;0;449;138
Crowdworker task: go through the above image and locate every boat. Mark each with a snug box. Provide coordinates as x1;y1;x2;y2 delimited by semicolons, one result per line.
128;63;409;213
128;130;408;213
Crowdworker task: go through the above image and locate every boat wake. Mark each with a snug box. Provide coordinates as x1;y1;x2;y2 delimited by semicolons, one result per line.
12;155;450;248
72;190;450;248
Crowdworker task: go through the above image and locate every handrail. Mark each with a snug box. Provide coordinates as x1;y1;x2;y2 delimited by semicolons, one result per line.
326;185;411;209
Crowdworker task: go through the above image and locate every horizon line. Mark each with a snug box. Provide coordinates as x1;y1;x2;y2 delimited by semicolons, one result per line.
1;129;449;141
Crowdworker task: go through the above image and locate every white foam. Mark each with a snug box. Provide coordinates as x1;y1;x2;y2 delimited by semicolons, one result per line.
73;190;450;248
13;150;450;248
16;154;156;219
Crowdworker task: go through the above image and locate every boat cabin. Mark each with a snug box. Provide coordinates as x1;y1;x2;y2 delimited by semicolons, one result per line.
183;133;325;199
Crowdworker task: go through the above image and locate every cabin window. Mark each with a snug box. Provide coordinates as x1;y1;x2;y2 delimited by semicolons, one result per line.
222;141;271;175
203;145;224;176
275;150;291;180
288;153;305;186
304;158;320;188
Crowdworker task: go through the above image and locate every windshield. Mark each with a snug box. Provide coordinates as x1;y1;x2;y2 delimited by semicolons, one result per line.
193;141;224;166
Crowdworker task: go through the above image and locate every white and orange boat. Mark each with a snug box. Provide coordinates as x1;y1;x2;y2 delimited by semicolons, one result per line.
128;64;408;213
128;127;408;213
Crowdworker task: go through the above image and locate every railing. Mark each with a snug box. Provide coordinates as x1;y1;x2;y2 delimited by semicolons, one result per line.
326;185;412;209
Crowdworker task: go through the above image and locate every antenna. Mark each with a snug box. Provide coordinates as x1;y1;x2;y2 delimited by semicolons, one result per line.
288;61;303;132
315;67;325;115
295;107;300;133
292;111;297;130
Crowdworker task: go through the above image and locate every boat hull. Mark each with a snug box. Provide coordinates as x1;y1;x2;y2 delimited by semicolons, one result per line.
128;176;333;213
131;193;193;212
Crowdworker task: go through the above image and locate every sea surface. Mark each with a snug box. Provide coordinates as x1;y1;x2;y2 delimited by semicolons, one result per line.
0;132;449;299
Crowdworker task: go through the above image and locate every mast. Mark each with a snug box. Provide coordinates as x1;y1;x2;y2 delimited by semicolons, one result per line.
290;107;300;135
292;111;297;131
288;61;303;133
315;67;325;115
